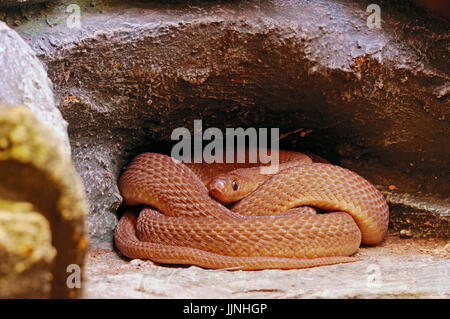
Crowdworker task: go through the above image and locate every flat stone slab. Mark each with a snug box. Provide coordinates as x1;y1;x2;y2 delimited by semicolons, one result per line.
84;230;449;299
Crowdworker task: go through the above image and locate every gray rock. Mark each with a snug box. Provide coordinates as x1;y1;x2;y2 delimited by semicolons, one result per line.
0;21;70;154
84;232;450;298
8;0;450;247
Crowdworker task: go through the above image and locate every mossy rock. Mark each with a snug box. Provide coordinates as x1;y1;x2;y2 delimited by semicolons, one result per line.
0;105;88;298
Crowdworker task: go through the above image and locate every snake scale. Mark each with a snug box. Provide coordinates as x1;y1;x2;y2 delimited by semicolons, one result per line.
115;150;389;270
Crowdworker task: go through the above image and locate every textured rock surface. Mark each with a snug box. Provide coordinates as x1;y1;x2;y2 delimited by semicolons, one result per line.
0;21;70;154
0;106;88;298
85;231;450;298
5;0;449;247
0;0;47;7
0;202;56;298
413;0;450;19
386;192;449;238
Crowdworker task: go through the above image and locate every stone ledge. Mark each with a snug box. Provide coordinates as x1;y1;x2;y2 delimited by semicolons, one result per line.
385;192;449;238
84;231;450;298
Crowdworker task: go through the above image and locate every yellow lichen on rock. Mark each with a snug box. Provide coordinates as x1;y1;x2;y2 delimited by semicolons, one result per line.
0;200;56;298
0;105;88;298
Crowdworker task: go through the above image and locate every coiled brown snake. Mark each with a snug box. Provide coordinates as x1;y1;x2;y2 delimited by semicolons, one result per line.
115;151;389;270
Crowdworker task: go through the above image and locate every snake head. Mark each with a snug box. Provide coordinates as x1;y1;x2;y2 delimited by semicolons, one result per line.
208;173;254;204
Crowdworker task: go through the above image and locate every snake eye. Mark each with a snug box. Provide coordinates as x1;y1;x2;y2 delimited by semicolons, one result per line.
232;180;239;191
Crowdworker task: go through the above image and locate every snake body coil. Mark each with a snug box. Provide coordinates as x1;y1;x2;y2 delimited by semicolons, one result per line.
115;151;389;270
